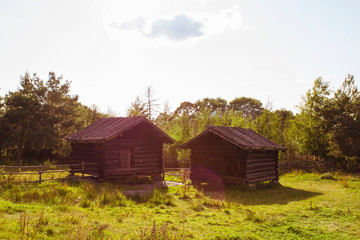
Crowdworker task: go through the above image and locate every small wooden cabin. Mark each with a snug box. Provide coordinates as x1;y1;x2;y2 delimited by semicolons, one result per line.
181;126;286;185
66;116;174;179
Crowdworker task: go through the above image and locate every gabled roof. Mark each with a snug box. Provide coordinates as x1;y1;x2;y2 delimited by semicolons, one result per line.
66;116;174;144
181;125;286;152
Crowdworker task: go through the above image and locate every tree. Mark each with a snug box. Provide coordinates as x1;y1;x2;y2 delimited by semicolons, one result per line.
297;77;331;158
173;101;196;117
85;104;107;124
126;96;146;117
143;85;159;120
2;72;45;165
194;97;228;114
41;72;90;160
0;72;107;165
166;103;195;143
229;97;263;119
274;109;293;146
321;75;360;167
155;101;172;130
255;109;277;141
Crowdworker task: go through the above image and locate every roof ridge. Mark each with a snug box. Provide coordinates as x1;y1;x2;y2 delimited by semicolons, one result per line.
182;125;286;151
66;116;173;144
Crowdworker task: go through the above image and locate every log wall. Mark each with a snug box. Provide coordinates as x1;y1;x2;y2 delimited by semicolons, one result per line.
102;121;163;178
70;143;100;176
190;133;246;184
69;121;166;179
188;133;280;185
245;152;278;184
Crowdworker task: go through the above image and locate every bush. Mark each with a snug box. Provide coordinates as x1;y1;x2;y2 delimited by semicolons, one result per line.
320;172;336;180
149;189;175;207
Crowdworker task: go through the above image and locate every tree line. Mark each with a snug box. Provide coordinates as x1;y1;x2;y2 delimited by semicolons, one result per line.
0;72;108;165
1;72;359;172
129;76;360;171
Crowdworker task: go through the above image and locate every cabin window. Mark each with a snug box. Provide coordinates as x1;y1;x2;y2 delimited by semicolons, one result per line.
118;148;132;168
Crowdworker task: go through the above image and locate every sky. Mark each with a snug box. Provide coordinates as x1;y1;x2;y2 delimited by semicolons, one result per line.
1;0;360;116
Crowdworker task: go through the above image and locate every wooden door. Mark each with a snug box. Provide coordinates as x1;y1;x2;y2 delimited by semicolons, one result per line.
118;148;131;168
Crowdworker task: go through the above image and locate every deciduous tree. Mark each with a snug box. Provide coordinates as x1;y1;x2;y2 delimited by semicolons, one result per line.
297;77;331;159
321;75;360;167
229;97;263;119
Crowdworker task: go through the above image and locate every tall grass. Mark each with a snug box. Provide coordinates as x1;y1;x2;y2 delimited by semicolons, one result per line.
0;171;359;239
139;220;182;240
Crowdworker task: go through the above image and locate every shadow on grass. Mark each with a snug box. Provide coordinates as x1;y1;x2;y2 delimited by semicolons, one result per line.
222;184;322;205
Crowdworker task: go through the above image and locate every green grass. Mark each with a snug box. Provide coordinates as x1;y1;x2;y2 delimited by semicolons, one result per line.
0;171;359;239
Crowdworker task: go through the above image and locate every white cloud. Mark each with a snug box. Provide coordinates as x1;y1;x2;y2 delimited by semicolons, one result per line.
201;6;244;36
119;17;145;30
105;5;244;47
109;14;204;41
146;14;204;41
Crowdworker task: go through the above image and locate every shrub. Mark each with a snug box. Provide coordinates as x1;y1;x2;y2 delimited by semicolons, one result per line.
244;210;265;223
320;172;336;180
190;201;205;212
126;192;152;203
202;198;225;209
149;189;175;207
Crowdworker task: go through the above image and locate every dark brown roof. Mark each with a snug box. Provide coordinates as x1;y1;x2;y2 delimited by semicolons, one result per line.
66;116;174;144
181;125;286;151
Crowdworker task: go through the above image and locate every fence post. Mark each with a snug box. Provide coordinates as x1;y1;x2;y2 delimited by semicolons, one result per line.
81;161;84;177
38;164;42;183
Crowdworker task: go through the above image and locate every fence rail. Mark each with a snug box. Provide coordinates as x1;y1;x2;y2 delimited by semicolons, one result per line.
0;162;98;183
1;159;329;185
278;159;334;173
163;168;190;180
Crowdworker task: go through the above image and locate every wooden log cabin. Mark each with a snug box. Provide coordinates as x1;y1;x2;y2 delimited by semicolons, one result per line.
66;116;174;180
181;126;286;185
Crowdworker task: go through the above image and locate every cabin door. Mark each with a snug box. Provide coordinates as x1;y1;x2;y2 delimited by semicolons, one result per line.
118;148;131;168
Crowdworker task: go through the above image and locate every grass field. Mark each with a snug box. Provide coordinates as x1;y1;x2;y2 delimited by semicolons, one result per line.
0;171;359;239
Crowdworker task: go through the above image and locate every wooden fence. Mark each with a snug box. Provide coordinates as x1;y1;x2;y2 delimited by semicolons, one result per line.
0;162;98;183
1;159;330;184
0;165;189;184
278;159;334;173
163;168;190;181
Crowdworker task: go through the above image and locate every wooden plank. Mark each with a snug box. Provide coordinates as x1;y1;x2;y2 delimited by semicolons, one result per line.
105;167;160;174
72;147;98;152
105;170;162;178
247;166;276;174
247;170;276;179
118;148;131;168
133;149;160;153
246;162;275;170
133;154;161;159
191;163;228;172
191;146;227;152
134;146;161;150
247;175;277;184
247;153;276;160
133;158;161;163
220;175;244;184
133;162;161;168
111;167;160;172
247;158;274;164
